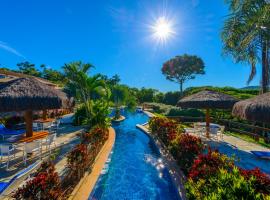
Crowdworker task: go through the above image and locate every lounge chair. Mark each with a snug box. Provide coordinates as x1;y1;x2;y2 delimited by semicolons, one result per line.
251;151;270;159
43;133;57;154
0;144;16;169
0;161;40;195
0;124;25;140
23;140;42;165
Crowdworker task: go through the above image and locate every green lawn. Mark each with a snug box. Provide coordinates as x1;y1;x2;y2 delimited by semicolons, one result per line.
225;131;270;149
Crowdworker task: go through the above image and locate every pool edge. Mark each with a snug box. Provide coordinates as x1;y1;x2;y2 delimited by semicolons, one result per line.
136;124;187;200
69;127;116;200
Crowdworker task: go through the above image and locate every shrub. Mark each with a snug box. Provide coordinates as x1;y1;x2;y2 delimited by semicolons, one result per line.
240;168;270;195
13;162;61;200
188;148;234;181
149;116;179;145
67;144;89;178
167;108;205;117
82;126;109;145
185;167;267;200
169;134;204;174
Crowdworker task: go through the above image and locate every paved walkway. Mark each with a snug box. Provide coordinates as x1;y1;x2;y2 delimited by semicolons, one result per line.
184;128;270;175
0;124;85;197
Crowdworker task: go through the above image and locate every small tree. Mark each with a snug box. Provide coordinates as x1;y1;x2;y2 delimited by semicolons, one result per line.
162;54;205;97
112;85;128;119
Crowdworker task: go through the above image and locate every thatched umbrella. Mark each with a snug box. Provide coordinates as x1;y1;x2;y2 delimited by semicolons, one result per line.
232;92;270;123
0;78;73;137
177;90;238;137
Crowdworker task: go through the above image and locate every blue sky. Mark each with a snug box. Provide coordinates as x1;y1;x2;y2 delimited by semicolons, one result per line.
0;0;260;92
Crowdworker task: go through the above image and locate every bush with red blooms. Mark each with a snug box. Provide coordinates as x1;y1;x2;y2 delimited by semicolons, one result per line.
12;161;61;200
169;134;204;174
149;116;180;145
82;126;109;145
67;144;89;175
240;168;270;195
188;148;234;181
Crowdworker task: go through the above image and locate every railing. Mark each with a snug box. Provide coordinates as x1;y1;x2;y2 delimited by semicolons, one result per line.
167;116;270;141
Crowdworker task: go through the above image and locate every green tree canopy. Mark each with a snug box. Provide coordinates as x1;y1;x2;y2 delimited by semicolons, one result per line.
162;54;205;96
222;0;270;93
17;61;42;77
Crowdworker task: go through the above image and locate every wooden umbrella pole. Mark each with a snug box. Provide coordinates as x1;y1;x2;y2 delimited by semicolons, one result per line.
206;108;210;138
42;109;48;120
24;110;33;137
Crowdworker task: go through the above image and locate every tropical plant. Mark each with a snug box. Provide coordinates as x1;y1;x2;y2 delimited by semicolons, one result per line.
240;167;270;195
149;116;180;145
17;61;42;77
188;148;235;181
13;161;61;200
67;144;89;178
185;167;268;200
111;85;128;119
63;61;110;124
162;54;205;96
169;134;204;174
222;0;270;93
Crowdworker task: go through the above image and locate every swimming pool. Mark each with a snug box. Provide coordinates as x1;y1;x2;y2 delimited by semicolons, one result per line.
89;110;181;200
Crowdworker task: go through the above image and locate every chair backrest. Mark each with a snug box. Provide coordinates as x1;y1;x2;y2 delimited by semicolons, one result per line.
0;124;5;130
46;133;56;144
24;140;41;153
0;144;11;154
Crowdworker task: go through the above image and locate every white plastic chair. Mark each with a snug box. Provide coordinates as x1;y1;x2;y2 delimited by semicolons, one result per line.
23;140;42;165
0;144;16;169
49;120;60;132
33;122;42;131
43;133;57;154
217;126;225;141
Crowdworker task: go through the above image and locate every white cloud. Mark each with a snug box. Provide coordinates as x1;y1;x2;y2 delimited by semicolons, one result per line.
0;41;25;59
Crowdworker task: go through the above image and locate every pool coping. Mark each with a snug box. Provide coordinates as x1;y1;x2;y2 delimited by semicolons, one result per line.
111;115;126;122
136;124;187;200
68;127;116;200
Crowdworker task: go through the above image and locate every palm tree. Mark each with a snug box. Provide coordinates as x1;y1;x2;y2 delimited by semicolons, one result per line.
63;62;109;121
222;0;270;93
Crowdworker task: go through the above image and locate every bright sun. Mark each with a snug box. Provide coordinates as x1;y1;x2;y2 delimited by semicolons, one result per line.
152;16;174;44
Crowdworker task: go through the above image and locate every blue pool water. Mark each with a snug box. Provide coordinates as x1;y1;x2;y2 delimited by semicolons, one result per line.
89;110;181;200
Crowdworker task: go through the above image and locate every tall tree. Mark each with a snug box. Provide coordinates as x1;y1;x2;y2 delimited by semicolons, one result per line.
162;54;205;97
63;61;108;122
17;61;41;77
222;0;270;93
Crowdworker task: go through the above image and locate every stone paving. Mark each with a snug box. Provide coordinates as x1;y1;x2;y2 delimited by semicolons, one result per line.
186;129;270;175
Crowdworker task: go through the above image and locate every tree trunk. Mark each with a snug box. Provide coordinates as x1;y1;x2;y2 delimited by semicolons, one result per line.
42;109;47;120
261;39;269;94
179;80;183;97
24;110;33;137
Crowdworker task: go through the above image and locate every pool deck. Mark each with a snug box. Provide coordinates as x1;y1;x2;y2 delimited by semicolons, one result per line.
69;127;115;200
136;124;187;200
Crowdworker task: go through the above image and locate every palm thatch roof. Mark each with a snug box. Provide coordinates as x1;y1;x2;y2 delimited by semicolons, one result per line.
177;90;238;109
232;92;270;123
0;78;73;112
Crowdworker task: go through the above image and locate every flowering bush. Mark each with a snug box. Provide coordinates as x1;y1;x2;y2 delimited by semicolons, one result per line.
169;134;204;174
13;161;61;200
67;144;89;178
149;116;181;145
240;168;270;195
82;126;109;145
185;167;267;200
188;148;234;181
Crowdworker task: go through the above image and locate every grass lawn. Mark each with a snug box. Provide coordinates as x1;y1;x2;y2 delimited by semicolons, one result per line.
225;131;270;149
